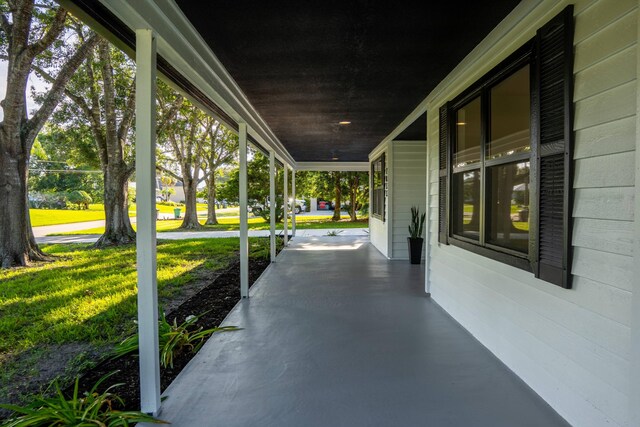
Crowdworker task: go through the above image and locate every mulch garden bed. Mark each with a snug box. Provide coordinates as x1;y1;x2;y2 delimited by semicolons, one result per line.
64;255;272;411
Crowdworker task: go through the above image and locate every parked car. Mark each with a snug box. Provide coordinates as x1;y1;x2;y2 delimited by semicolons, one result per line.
291;198;306;214
249;198;306;215
317;199;334;210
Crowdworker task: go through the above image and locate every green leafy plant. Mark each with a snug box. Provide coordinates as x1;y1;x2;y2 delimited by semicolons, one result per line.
408;206;426;239
67;190;93;210
0;372;166;426
113;312;239;368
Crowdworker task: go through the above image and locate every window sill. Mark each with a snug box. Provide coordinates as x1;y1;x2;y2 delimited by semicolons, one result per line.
447;237;531;272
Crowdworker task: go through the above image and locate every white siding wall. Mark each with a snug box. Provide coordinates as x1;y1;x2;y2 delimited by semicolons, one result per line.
391;141;427;259
370;217;388;257
426;1;636;426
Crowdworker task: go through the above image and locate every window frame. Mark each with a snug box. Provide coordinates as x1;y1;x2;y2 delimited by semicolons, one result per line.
438;5;575;288
371;153;386;221
446;42;534;271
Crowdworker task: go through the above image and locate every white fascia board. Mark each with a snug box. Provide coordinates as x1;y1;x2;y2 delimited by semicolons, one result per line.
368;140;389;162
296;162;369;172
94;0;296;168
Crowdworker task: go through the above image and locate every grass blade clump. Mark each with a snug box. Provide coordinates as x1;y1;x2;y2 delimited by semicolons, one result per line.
0;372;167;426
113;311;239;368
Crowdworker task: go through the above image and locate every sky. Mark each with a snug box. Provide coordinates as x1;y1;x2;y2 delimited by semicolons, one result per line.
0;60;49;121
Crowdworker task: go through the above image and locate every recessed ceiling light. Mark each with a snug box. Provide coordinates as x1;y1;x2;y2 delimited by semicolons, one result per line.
339;121;351;125
456;122;466;126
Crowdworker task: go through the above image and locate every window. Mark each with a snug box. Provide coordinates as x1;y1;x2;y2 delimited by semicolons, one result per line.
450;64;531;255
438;6;574;288
371;154;385;220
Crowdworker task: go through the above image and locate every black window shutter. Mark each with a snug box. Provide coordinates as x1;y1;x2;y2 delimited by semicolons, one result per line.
533;5;574;288
438;104;449;244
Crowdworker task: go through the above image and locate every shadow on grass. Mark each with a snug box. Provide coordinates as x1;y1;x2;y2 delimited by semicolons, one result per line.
0;237;277;414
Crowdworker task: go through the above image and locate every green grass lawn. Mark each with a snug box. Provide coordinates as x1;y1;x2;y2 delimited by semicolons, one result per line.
30;204;239;227
0;237;274;405
30;204;108;227
52;215;369;235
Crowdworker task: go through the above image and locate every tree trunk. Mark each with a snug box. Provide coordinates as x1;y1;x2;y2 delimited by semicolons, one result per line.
0;4;98;267
205;177;218;225
332;171;341;221
94;166;135;247
0;141;51;267
180;178;202;229
350;185;358;221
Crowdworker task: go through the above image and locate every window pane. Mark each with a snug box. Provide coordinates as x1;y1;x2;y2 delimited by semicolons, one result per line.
371;155;385;218
488;66;530;160
454;97;481;167
487;161;530;253
452;170;480;241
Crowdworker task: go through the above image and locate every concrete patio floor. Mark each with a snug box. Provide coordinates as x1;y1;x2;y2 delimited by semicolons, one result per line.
149;236;569;427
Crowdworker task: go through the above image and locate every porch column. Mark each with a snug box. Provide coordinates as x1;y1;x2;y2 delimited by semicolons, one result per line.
283;165;288;245
239;123;249;298
631;13;640;424
292;169;296;237
135;29;160;415
269;151;276;262
425;107;434;295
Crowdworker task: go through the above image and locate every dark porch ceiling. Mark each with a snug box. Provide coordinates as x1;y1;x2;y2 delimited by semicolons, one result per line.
176;1;521;162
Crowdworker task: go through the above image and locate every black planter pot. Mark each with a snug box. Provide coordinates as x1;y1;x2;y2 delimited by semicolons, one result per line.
407;237;424;264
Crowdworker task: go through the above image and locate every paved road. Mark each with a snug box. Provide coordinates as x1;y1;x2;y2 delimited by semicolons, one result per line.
33;209;366;244
36;227;369;244
32;220;108;238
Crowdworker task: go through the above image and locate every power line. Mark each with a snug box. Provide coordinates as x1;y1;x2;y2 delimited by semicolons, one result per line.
29;169;102;174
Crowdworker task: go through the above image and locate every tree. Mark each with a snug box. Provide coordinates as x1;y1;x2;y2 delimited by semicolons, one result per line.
0;0;98;267
199;117;237;225
331;171;342;221
343;172;368;221
39;34;137;246
68;190;92;209
160;186;175;202
156;82;204;229
29;124;103;202
158;174;176;202
216;149;284;220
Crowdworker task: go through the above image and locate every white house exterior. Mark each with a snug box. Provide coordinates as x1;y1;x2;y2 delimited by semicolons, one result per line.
369;1;639;426
58;0;640;424
369;140;427;260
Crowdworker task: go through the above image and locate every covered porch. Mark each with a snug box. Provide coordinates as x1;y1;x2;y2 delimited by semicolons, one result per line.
150;236;567;426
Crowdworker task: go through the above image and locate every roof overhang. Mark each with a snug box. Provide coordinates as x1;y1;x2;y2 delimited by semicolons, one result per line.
60;0;523;166
59;0;297;168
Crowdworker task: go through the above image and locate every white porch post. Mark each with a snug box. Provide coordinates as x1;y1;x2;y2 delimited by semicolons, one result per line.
292;169;296;237
269;151;276;262
239;123;249;298
425;107;433;295
135;29;160;415
283;165;288;245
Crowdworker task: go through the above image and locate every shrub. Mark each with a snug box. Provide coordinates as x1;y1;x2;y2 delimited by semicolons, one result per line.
67;190;93;210
113;312;239;368
157;201;182;207
28;192;68;209
0;372;166;426
258;196;285;223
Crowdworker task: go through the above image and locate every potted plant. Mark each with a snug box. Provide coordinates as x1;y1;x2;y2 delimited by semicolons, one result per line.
407;205;426;264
